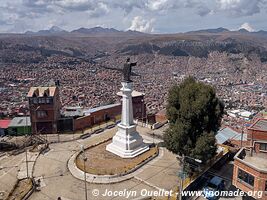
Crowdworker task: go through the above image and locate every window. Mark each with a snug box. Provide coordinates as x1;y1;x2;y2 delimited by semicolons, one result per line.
46;98;50;104
33;98;38;104
37;110;48;118
259;143;267;151
238;169;254;187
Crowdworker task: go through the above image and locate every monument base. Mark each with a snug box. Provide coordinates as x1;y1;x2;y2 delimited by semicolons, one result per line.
106;124;149;158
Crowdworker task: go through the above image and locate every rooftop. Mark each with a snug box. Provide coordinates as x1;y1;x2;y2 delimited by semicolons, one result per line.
216;127;245;144
83;103;121;116
0;119;11;129
27;86;57;97
249;118;267;132
9;117;31;127
235;148;267;173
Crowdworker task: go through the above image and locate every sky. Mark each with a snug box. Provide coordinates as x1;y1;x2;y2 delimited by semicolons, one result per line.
0;0;267;33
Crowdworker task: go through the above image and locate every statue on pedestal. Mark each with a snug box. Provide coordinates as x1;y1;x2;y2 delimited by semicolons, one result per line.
106;57;149;158
122;58;137;82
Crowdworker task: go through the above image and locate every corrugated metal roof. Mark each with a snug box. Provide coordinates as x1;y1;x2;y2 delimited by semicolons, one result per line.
250;119;267;131
83;103;121;116
216;127;241;144
9;117;31;127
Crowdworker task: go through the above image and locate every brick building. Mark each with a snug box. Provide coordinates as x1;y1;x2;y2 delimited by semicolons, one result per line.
74;103;121;131
73;91;147;131
28;86;61;134
232;119;267;199
0;119;11;136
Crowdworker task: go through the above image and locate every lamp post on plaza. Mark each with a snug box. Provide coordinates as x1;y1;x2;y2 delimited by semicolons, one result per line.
241;124;244;148
177;155;202;200
141;99;144;127
22;107;30;179
25;147;29;178
80;145;88;200
33;106;40;135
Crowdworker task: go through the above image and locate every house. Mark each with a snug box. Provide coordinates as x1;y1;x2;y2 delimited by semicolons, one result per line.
8;117;31;136
232;119;267;199
0;119;11;136
74;103;121;131
216;127;247;147
27;86;61;134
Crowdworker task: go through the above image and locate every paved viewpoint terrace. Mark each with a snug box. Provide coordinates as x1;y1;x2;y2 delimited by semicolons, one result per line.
29;125;180;200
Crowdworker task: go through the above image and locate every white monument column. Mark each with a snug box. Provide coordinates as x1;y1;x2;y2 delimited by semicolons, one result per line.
106;81;149;158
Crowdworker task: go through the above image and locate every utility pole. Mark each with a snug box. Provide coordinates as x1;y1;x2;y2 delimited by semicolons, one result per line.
25;148;29;178
23;108;29;179
240;124;244;148
177;155;202;200
179;154;184;200
141;99;144;127
81;145;88;200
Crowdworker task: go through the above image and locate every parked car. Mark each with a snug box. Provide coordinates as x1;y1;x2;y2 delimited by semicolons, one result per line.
203;176;225;200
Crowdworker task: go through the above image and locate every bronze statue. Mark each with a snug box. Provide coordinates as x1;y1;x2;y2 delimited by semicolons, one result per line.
122;58;137;82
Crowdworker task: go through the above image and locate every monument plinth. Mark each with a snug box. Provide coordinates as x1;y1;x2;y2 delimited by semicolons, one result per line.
106;81;149;158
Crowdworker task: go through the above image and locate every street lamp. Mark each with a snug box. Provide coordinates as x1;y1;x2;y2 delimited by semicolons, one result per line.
141;99;144;127
33;106;40;135
25;147;29;178
177;155;202;200
80;145;88;200
241;124;244;148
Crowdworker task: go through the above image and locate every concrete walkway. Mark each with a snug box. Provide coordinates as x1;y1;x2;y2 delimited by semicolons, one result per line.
17;150;39;180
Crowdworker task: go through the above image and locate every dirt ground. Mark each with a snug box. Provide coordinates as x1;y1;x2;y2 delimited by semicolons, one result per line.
7;178;32;200
76;140;158;175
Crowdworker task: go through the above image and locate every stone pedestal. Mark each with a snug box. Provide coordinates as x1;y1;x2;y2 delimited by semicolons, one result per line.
106;82;149;158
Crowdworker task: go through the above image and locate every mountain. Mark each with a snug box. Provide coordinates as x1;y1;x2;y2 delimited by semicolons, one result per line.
256;30;267;36
25;26;68;35
187;27;229;34
238;28;249;33
2;26;267;64
71;27;121;34
24;26;148;36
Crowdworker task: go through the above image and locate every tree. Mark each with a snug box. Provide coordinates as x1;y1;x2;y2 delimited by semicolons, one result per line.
164;77;224;163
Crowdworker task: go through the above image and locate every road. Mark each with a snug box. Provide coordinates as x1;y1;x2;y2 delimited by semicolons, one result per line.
194;162;242;200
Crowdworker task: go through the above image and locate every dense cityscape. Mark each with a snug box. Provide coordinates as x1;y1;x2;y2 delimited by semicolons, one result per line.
0;1;267;199
1;51;266;118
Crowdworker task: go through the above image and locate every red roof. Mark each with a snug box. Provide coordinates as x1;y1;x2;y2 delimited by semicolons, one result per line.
0;120;11;129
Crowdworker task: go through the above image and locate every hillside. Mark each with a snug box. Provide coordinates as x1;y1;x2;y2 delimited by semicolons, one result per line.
0;27;267;64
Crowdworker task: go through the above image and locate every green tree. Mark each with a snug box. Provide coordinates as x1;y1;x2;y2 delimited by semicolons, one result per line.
164;77;224;163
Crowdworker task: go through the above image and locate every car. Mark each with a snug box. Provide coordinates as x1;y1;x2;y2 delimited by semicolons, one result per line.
203;176;225;200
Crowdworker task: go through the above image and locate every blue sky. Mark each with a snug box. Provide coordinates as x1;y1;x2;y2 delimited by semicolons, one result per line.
0;0;267;33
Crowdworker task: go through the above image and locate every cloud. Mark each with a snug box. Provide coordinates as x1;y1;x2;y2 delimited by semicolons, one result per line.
1;0;267;33
87;2;109;17
0;12;19;25
128;16;154;33
146;0;171;11
239;22;255;31
54;0;93;11
196;6;212;16
216;0;264;16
